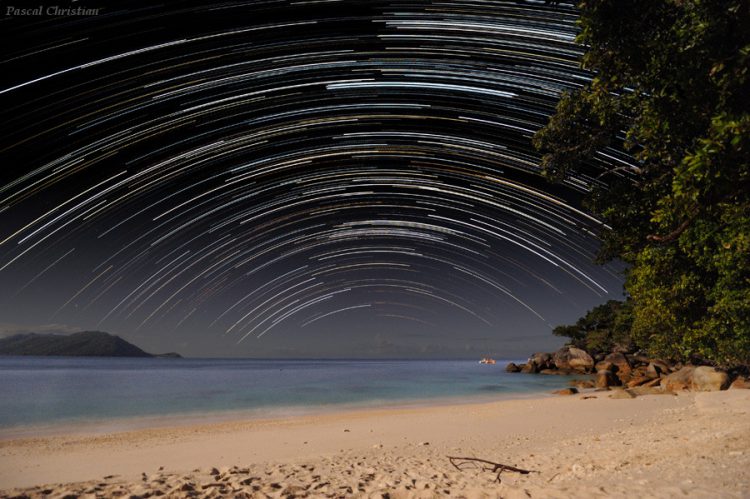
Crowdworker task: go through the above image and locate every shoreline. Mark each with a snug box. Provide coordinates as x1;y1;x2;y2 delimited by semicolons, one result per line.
0;389;558;441
2;389;749;497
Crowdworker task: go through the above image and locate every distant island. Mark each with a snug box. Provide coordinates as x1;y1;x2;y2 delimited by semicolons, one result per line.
0;331;182;358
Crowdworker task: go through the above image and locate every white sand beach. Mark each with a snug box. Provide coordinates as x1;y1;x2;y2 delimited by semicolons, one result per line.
1;389;748;498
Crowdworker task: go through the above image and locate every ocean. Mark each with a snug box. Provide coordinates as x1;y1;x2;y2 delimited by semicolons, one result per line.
0;357;576;430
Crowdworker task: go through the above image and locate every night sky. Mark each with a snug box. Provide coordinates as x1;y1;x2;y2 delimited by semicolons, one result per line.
0;0;633;358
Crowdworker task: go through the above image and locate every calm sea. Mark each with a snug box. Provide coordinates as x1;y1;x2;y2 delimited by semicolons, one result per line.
0;358;575;430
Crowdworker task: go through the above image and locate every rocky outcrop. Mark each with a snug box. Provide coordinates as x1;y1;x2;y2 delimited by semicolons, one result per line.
626;376;654;388
595;370;620;389
603;352;632;382
595;360;613;372
520;362;538;374
552;387;578;396
505;362;521;373
553;347;594;373
529;352;554;370
511;344;745;394
662;366;730;392
609;389;637;399
662;366;696;391
570;379;595;389
647;360;671;377
690;366;729;391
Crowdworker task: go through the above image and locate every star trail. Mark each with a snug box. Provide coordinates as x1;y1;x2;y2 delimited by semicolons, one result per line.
0;0;635;357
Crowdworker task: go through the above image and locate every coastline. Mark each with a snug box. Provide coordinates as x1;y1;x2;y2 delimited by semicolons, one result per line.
2;389;748;497
0;357;577;432
0;388;556;441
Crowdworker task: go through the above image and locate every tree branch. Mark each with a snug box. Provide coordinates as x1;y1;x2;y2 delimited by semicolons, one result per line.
595;165;643;180
646;215;694;244
447;456;535;483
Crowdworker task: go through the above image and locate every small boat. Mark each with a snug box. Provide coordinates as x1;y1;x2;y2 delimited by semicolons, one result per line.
479;357;496;365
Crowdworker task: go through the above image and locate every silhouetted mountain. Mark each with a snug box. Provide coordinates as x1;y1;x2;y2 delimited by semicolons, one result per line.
0;331;182;358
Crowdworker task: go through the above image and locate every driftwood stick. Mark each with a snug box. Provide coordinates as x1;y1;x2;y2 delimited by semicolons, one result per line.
447;456;534;483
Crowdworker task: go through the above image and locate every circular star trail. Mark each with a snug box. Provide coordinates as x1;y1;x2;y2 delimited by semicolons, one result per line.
0;1;634;357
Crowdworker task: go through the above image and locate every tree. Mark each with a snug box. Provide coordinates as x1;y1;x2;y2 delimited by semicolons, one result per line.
534;0;750;366
553;299;634;355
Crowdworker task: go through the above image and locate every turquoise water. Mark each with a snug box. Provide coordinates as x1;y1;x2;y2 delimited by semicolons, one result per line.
0;358;575;428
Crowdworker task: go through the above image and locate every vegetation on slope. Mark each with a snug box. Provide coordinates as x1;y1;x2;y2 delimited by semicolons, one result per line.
0;331;179;357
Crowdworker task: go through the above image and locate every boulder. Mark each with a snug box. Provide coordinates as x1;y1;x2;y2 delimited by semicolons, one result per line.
552;387;578;396
569;379;595;389
650;359;672;374
662;366;696;391
552;347;571;370
630;385;667;396
610;389;637;399
643;377;663;388
604;352;632;382
729;376;750;389
520;361;538;374
568;348;595;372
595;370;620;389
529;352;553;370
554;347;594;373
505;362;521;373
690;366;729;391
645;363;662;379
627;376;652;388
646;360;671;378
595;360;615;372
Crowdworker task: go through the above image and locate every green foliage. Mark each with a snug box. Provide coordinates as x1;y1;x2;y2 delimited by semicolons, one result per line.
535;0;750;366
553;299;634;355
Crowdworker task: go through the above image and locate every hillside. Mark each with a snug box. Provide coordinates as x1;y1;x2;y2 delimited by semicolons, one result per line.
0;331;181;358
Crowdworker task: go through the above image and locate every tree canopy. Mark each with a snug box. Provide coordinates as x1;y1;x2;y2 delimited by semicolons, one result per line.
534;0;750;366
553;299;634;355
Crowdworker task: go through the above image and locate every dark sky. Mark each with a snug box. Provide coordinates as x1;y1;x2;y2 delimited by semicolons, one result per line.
0;0;633;358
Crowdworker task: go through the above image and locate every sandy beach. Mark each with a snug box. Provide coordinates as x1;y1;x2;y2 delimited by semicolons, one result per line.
1;389;748;498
